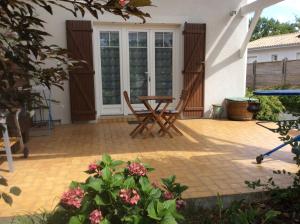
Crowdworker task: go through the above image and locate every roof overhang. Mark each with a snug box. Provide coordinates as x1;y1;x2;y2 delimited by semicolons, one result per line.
239;0;285;58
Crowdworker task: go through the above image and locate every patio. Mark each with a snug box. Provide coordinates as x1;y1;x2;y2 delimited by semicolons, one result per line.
0;118;298;218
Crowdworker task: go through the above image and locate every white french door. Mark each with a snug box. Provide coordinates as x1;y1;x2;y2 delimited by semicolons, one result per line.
127;31;151;110
97;27;176;115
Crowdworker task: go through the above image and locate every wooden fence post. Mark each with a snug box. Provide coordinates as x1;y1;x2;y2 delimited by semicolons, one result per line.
252;60;257;89
282;58;287;86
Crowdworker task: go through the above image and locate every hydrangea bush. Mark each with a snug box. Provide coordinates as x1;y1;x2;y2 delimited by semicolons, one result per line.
50;154;188;224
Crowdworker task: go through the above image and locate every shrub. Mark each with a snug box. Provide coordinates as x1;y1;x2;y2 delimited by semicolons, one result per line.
246;89;285;121
279;95;300;114
46;154;188;224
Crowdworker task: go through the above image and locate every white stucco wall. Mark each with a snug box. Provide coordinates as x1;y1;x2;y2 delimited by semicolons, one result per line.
36;0;248;124
248;45;300;63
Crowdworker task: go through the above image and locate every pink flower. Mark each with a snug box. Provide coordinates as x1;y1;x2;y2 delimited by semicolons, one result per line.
61;187;84;209
119;189;140;206
119;0;126;7
89;209;103;224
176;199;186;210
88;163;98;172
128;162;147;176
163;191;174;200
88;162;101;173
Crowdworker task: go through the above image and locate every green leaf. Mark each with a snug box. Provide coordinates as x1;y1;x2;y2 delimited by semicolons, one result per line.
88;178;103;191
101;218;111;224
122;215;143;223
94;194;109;206
157;201;166;217
111;160;124;167
69;215;85;224
161;176;176;188
9;186;21;196
264;210;281;223
123;176;136;188
69;181;80;189
139;176;152;193
149;188;161;199
110;189;120;200
2;193;13;206
111;174;124;187
147;201;161;220
161;213;177;224
163;200;177;212
102;167;112;181
102;154;112;165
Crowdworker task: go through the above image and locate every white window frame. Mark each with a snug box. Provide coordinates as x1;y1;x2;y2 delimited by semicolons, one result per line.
271;54;278;61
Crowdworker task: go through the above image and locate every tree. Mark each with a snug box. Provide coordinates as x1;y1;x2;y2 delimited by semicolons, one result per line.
0;0;151;206
0;0;151;112
292;16;300;31
250;17;297;41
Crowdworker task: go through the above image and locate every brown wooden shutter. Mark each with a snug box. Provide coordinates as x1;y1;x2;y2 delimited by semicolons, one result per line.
182;23;205;118
66;20;96;122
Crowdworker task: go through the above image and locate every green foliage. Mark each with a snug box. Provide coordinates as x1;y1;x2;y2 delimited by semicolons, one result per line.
279;95;300;114
255;95;285;121
246;89;285;121
0;0;151;111
0;175;21;206
250;17;298;41
15;154;188;224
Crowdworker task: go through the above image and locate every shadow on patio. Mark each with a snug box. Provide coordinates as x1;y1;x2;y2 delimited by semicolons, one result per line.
0;119;298;217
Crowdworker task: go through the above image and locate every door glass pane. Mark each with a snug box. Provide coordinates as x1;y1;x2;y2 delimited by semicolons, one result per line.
100;31;121;105
129;32;148;104
155;32;173;96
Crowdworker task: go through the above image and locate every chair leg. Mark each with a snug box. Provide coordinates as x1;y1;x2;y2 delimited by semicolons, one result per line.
159;116;172;134
131;116;152;138
160;115;183;136
130;123;142;136
2;123;14;172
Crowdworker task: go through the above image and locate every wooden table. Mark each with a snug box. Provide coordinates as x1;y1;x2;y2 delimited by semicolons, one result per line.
139;96;174;138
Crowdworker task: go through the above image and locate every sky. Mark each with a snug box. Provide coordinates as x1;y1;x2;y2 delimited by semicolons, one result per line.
249;0;300;23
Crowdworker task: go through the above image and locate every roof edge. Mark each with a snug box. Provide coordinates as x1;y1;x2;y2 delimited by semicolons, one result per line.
248;43;300;51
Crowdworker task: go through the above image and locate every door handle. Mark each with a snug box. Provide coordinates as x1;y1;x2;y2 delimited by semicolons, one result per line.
148;76;151;82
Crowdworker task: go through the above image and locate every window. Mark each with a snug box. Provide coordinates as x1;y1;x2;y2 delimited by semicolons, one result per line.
155;32;173;96
128;32;148;104
100;31;121;105
271;54;278;61
247;56;257;64
296;52;300;60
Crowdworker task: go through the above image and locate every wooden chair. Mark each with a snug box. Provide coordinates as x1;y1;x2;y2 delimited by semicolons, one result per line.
123;91;152;138
159;90;189;136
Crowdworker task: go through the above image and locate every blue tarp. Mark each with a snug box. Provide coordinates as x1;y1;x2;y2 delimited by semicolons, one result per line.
253;89;300;96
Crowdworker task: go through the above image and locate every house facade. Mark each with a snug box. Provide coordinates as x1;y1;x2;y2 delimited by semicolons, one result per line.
37;0;249;124
248;32;300;63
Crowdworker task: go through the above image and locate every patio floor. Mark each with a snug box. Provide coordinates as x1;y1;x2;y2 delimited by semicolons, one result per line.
0;119;298;218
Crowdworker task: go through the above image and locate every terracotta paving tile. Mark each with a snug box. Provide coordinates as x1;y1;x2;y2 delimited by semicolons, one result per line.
0;119;298;217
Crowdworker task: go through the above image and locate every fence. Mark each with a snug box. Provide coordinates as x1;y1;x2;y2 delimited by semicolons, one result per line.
247;59;300;89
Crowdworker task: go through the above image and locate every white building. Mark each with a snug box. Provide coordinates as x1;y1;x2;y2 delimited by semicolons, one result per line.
248;32;300;63
35;0;282;124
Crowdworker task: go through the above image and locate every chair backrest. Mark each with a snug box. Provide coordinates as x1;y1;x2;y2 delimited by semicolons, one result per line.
123;91;137;116
176;89;189;113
